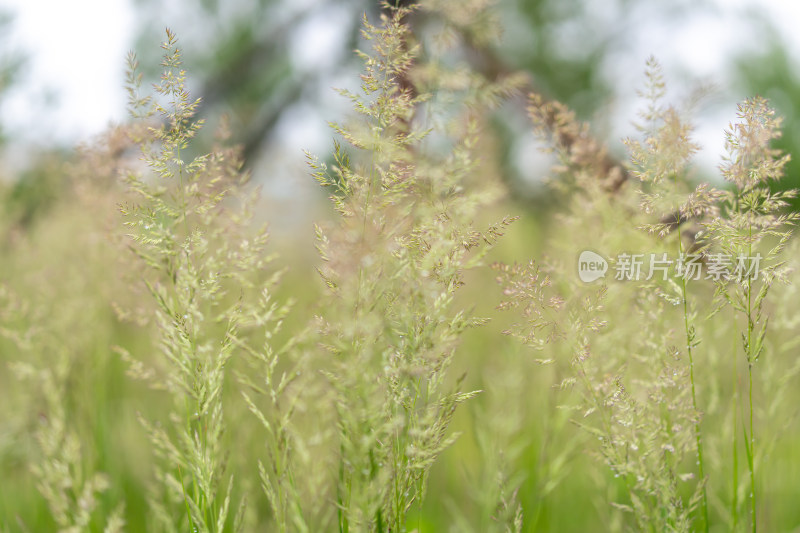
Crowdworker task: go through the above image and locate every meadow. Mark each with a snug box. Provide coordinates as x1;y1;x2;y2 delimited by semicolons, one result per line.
1;2;800;532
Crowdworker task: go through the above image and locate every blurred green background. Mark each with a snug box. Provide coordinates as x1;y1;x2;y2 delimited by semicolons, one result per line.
2;0;800;531
4;0;800;215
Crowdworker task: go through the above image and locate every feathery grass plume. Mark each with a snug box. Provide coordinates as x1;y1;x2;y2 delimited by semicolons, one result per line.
497;62;722;531
499;59;800;531
308;2;518;530
0;126;133;530
231;256;309;532
9;346;124;533
449;371;528;533
487;261;580;531
623;57;722;532
0;220;125;530
527;93;628;195
704;96;798;532
493;263;694;531
118;29;288;532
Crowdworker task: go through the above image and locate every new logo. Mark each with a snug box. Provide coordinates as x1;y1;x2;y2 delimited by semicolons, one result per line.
578;250;607;283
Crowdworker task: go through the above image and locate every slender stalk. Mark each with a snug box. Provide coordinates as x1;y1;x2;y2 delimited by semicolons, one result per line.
746;221;756;533
676;222;709;532
732;336;739;530
177;463;194;530
338;441;350;533
747;360;755;533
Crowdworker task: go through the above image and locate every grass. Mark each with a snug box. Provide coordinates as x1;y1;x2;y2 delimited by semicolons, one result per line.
1;3;800;532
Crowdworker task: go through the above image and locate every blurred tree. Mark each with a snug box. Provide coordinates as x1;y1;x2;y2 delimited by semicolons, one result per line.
0;9;25;146
128;0;363;166
124;0;627;172
733;29;800;208
0;7;45;235
6;0;796;226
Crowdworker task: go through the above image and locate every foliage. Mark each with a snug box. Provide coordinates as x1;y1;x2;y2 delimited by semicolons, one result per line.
495;58;798;532
307;2;519;530
2;4;800;533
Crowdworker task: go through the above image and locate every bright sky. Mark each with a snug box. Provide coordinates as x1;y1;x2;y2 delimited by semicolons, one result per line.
2;0;800;171
0;0;135;144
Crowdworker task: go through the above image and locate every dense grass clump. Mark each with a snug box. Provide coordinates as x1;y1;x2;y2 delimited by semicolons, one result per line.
2;3;800;532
